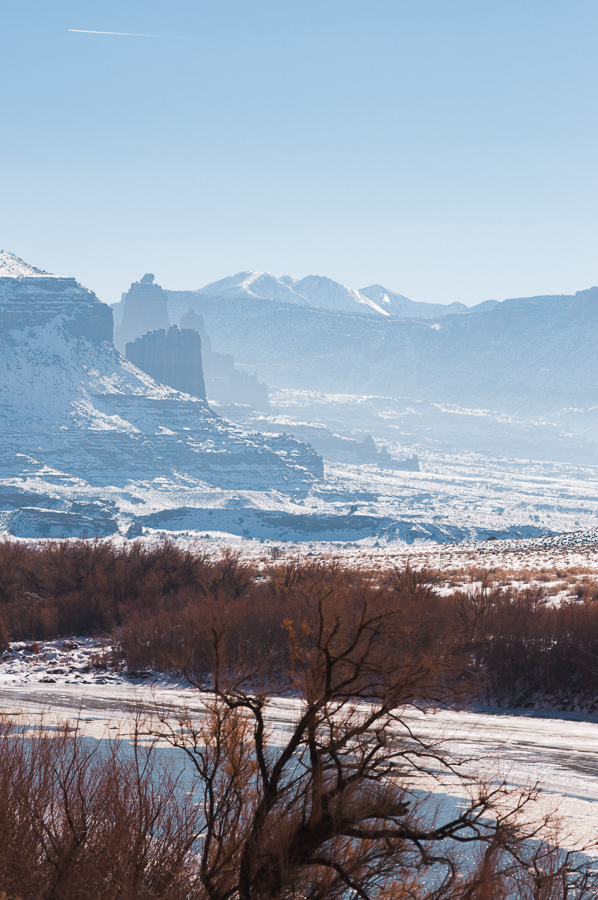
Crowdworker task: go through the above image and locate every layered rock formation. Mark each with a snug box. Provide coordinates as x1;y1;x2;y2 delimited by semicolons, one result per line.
0;254;324;537
0;315;321;493
180;310;269;411
114;273;170;352
0;251;112;343
126;326;207;401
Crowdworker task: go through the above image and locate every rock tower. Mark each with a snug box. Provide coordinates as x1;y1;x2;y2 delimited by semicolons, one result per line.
126;325;207;401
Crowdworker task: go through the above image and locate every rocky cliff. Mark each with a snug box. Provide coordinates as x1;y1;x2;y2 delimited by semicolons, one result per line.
0;254;324;538
114;280;270;410
126;326;207;401
0;251;112;343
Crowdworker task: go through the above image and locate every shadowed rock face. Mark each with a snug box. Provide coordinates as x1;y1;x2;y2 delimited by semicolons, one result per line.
0;312;324;511
115;274;170;352
126;326;207;401
0;275;113;343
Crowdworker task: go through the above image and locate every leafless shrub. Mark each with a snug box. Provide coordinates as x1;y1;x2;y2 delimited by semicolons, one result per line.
5;540;598;709
0;714;203;900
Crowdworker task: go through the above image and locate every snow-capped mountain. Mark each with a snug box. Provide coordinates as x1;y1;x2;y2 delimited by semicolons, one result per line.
195;270;489;319
290;275;388;316
196;271;389;316
199;271;314;307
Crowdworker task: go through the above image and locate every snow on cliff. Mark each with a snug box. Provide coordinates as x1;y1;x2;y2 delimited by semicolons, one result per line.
0;319;322;492
0;250;52;278
0;259;326;539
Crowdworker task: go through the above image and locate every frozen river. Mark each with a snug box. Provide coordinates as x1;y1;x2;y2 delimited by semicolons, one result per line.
1;682;598;853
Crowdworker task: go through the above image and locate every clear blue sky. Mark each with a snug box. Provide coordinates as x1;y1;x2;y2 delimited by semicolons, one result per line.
1;0;597;306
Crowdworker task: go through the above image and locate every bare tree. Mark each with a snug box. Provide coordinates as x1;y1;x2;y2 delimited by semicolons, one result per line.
158;572;596;900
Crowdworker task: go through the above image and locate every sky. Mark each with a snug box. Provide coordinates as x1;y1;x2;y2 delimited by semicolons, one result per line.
1;0;597;307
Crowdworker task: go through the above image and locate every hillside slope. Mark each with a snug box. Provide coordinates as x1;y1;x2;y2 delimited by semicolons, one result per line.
0;320;321;490
358;284;468;318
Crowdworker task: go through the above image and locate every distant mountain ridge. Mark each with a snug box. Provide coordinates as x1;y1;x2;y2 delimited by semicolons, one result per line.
185;286;598;421
187;270;501;319
358;285;492;318
193;272;468;318
288;275;388;315
199;272;314;307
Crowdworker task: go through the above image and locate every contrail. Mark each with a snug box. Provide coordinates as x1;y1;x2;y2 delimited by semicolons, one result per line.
68;29;167;37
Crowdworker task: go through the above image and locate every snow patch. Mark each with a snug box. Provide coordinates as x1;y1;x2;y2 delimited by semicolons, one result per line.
0;250;54;278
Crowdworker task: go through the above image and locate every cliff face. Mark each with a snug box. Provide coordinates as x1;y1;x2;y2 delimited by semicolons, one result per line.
0;254;327;540
0;253;322;495
126;326;207;401
180;309;269;411
0;256;113;344
114;274;170;352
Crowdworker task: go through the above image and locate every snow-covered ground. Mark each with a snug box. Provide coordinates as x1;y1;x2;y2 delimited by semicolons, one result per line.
216;389;598;543
0;638;149;687
5;444;598;546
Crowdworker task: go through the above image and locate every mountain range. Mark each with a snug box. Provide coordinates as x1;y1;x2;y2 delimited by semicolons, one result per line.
190;271;497;319
111;259;598;438
3;249;598;543
178;286;598;425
